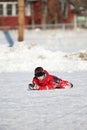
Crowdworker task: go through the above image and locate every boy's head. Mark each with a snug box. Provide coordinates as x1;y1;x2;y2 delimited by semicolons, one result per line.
34;67;45;78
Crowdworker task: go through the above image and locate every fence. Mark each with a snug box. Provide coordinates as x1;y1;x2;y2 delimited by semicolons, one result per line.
0;22;87;31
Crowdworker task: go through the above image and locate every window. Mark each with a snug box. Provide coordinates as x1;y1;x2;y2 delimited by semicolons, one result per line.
59;1;68;19
25;3;31;16
7;4;12;16
15;4;18;15
0;4;3;16
0;2;19;16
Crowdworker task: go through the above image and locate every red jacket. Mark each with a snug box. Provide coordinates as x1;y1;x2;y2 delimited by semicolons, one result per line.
33;70;58;90
32;70;72;90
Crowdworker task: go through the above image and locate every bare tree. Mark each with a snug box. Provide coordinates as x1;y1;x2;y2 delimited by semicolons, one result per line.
66;0;87;13
42;0;47;25
46;0;64;24
18;0;25;42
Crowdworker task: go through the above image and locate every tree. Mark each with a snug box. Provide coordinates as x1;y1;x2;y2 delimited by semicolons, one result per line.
66;0;87;13
18;0;25;42
46;0;64;24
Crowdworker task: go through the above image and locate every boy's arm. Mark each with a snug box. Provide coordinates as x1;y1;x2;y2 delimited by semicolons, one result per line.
32;78;40;90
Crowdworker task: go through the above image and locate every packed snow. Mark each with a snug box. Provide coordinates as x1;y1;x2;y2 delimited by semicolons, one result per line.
0;28;87;130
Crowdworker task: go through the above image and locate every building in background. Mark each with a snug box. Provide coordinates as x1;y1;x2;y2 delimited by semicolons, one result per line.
0;0;86;27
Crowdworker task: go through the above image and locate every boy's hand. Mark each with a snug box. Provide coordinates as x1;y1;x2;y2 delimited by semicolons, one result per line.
28;83;35;90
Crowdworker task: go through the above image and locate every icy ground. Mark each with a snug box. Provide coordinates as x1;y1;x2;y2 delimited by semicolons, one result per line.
0;71;87;130
0;29;87;130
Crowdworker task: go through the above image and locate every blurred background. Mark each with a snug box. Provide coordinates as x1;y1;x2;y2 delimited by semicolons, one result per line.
0;0;87;72
0;0;87;30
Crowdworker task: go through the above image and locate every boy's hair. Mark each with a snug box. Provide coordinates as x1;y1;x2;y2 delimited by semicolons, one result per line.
35;67;45;77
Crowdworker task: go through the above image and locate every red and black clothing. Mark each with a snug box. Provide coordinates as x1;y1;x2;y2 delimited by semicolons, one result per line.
32;70;72;90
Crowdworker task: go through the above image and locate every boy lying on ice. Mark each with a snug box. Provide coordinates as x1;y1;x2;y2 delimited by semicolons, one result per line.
28;67;73;90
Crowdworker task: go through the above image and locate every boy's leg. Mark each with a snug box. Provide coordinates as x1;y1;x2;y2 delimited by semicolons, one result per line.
58;80;73;89
53;76;73;89
54;76;60;84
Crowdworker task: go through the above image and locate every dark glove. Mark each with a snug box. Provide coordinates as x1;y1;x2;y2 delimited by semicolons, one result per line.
28;83;35;90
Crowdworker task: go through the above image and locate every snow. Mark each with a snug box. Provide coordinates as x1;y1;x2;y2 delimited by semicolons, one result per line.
0;28;87;130
0;29;87;73
0;72;87;130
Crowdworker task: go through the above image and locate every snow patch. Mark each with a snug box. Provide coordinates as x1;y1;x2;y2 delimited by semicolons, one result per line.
0;29;87;73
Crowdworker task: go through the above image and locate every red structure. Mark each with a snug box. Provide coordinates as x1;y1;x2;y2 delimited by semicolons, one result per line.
0;0;75;27
32;0;42;24
64;5;75;23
